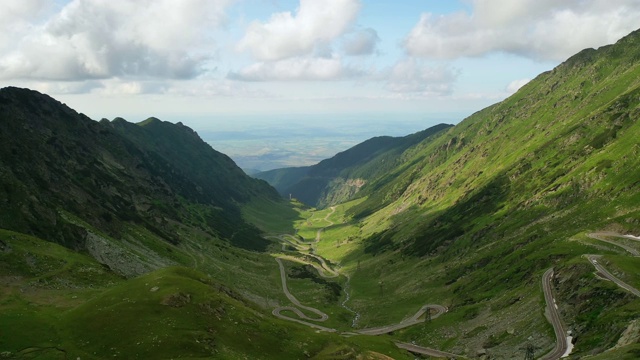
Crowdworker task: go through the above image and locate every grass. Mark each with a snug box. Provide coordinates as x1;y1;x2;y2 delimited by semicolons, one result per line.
278;259;355;331
242;197;306;235
599;255;640;290
3;31;640;358
585;343;640;360
287;183;640;356
59;266;322;359
0;230;412;359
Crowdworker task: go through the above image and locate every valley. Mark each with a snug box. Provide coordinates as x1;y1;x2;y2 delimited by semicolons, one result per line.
264;206;640;359
1;26;640;360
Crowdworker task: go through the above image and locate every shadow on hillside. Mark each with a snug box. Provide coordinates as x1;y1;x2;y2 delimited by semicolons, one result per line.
339;173;512;266
243;197;307;236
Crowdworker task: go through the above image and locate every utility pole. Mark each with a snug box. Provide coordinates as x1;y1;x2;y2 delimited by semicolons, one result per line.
425;306;431;322
523;344;535;360
378;281;384;296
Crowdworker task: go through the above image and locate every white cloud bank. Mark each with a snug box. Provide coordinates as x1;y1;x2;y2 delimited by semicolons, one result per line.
233;0;368;81
228;57;363;81
404;0;640;61
236;0;360;61
0;0;232;81
385;59;459;95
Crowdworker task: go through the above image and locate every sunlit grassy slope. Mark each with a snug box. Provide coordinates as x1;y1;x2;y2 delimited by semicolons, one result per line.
0;229;411;360
2;27;640;360
291;29;640;358
255;124;453;208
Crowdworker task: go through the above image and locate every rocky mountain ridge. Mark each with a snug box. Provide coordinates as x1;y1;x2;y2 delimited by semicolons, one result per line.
0;87;279;264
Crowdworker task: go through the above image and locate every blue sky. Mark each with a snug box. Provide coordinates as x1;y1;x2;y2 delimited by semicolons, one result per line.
1;0;639;131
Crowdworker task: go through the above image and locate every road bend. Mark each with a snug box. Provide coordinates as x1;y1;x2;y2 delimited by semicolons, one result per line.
395;342;466;358
315;206;336;242
356;304;447;335
540;268;568;360
273;258;329;321
270;207;459;356
586;255;640;297
587;233;640;256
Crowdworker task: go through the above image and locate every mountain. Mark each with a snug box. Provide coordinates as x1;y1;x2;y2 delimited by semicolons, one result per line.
303;28;640;357
1;88;409;358
255;123;452;208
0;229;410;360
2;27;640;360
349;28;640;251
0;87;279;266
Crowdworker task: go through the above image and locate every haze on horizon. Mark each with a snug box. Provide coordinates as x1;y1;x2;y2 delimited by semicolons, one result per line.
1;0;638;168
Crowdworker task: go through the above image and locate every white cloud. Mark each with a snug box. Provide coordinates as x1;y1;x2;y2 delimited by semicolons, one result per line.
0;1;50;42
385;58;459;95
342;28;380;56
228;56;363;81
0;0;232;81
29;80;104;95
506;78;531;93
0;1;53;73
231;0;367;82
404;0;640;61
236;0;361;61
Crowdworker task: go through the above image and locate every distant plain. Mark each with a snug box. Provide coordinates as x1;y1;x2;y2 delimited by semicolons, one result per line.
197;113;463;172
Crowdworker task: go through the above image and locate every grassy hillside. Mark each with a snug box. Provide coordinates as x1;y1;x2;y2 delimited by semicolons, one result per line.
0;88;419;358
2;28;640;360
294;29;640;358
0;86;287;267
0;229;409;360
255;124;452;208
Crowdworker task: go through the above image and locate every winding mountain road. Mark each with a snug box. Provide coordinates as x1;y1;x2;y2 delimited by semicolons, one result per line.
587;232;640;256
274;218;639;359
269;206;460;357
315;206;336;242
540;268;568;360
356;304;447;335
271;255;446;336
538;232;640;359
586;254;640;297
273;258;329;322
395;341;465;358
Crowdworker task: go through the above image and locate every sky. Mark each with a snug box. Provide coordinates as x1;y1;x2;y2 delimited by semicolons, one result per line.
1;0;639;131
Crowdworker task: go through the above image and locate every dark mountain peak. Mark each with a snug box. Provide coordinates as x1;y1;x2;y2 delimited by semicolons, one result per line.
137;117;162;127
558;27;640;71
615;27;640;45
129;116;201;142
0;86;80;119
0;88;280;253
0;86;101;147
0;86;47;100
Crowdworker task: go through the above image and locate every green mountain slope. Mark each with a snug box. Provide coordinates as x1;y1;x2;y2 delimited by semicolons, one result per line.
303;29;640;358
2;27;640;360
350;28;640;252
0;87;278;268
0;89;413;359
0;230;409;360
255;123;452;208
